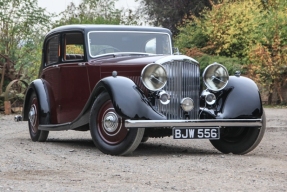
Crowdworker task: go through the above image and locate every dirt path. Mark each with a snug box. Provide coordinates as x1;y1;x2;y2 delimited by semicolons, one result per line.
0;108;286;191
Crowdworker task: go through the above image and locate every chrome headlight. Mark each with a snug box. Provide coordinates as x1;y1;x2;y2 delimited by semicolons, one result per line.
141;63;167;91
202;63;229;91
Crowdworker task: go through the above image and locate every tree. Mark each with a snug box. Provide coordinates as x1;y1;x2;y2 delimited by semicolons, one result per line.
247;0;287;104
174;0;287;104
136;0;222;35
175;0;265;59
0;0;53;94
54;0;140;27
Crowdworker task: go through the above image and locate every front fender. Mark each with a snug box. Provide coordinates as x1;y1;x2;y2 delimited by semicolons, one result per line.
202;76;263;119
22;79;50;124
92;76;166;120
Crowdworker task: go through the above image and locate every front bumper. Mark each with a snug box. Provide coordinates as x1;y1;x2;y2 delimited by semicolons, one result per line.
125;119;262;128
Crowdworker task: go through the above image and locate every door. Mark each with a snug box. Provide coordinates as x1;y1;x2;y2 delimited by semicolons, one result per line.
58;32;90;123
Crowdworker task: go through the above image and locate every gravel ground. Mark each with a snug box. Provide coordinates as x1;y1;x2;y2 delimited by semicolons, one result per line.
0;108;286;192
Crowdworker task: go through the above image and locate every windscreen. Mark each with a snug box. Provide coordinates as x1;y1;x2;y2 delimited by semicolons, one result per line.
88;31;172;57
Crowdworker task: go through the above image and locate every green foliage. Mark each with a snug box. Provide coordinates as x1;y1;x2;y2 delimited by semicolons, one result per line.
247;0;287;104
54;0;140;27
18;36;44;81
174;18;209;49
175;0;264;59
196;55;242;75
0;0;53;88
137;0;220;36
175;0;287;104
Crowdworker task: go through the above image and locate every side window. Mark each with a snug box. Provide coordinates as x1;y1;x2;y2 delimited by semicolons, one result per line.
46;35;59;65
64;33;84;61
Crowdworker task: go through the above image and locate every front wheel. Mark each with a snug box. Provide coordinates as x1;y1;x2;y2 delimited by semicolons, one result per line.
210;111;266;154
28;92;49;142
89;92;144;155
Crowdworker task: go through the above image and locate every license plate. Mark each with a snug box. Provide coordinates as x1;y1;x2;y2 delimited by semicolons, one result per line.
173;127;220;140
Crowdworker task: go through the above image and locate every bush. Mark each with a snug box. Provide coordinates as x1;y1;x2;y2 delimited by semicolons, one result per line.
192;54;243;76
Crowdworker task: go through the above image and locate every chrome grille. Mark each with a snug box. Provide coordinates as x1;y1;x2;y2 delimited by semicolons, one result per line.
155;58;200;120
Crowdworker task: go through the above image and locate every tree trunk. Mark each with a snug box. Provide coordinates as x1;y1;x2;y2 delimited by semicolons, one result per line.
4;101;11;115
276;85;284;104
0;62;6;95
267;92;273;105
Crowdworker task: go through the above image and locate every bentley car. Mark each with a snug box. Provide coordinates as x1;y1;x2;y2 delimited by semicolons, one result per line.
22;25;266;155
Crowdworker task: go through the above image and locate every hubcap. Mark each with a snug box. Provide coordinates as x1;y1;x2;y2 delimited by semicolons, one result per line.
103;112;118;133
29;97;39;133
97;100;128;145
29;104;37;127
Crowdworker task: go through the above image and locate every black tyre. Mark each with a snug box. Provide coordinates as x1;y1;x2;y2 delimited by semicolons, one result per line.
28;92;49;142
210;111;266;154
141;137;149;143
89;92;144;155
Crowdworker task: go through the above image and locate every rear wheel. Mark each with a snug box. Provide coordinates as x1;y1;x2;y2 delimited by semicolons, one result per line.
28;92;49;142
210;111;266;154
89;92;144;155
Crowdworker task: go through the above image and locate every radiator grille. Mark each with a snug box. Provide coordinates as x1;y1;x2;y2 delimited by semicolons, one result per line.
155;59;200;120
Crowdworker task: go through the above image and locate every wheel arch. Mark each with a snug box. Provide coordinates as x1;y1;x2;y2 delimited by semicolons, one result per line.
215;76;263;119
82;76;166;122
22;79;50;125
200;76;263;120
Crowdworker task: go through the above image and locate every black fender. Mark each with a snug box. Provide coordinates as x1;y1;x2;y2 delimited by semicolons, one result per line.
89;76;166;120
201;76;263;119
22;79;50;124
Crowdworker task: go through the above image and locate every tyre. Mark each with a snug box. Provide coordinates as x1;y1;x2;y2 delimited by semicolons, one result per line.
89;92;144;155
210;111;266;154
141;137;149;143
28;92;49;142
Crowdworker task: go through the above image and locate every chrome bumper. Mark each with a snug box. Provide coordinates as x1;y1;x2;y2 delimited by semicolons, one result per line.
125;119;262;128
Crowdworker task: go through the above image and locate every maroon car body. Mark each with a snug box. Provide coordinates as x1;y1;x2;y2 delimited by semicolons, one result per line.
22;25;266;155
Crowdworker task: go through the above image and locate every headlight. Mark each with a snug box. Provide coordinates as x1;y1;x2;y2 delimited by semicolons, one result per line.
202;63;229;91
141;63;167;91
180;97;194;112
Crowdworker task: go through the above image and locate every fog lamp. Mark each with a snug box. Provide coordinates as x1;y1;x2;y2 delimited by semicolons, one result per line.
180;97;194;112
201;90;216;105
205;93;216;105
159;90;170;105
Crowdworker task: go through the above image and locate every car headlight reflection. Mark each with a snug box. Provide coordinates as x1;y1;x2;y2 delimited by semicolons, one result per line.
141;63;167;91
203;63;229;92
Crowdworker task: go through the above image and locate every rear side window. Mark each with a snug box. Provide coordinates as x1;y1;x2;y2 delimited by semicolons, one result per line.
64;33;84;61
46;35;60;65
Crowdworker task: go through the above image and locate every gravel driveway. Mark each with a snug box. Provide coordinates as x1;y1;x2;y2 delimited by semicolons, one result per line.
0;108;286;191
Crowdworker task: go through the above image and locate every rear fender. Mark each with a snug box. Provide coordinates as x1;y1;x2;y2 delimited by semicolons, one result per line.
22;79;50;124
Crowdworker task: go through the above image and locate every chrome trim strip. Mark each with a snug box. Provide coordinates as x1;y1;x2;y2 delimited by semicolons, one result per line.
125;119;262;128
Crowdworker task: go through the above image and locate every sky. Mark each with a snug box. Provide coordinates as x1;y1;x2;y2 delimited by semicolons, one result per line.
37;0;139;15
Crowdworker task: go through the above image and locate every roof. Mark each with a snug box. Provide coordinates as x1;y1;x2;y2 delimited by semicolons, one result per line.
46;24;172;37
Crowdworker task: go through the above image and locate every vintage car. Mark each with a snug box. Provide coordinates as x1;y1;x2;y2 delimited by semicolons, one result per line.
22;24;266;156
